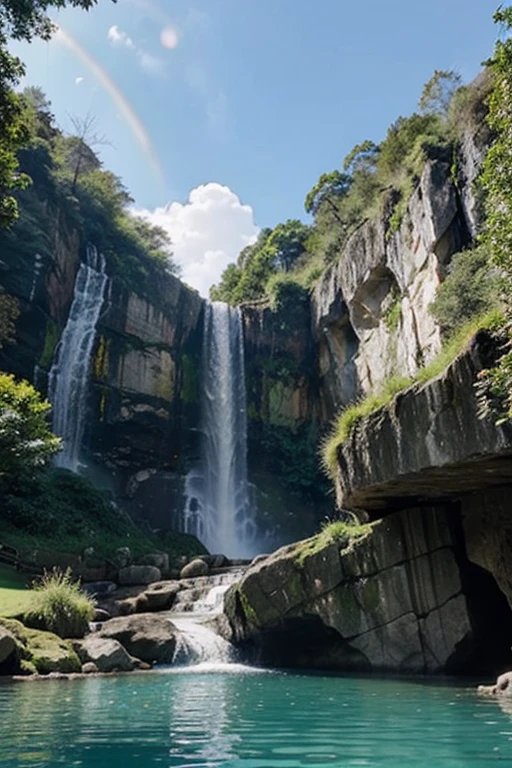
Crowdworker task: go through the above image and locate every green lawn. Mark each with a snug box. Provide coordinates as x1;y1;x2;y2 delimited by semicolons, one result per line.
0;564;34;617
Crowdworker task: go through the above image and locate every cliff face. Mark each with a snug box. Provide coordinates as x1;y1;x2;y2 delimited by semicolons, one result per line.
225;506;511;674
312;156;471;415
0;200;204;530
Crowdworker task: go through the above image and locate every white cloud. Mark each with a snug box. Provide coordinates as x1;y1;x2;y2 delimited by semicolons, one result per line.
135;183;259;297
107;25;135;49
107;24;164;75
75;76;84;85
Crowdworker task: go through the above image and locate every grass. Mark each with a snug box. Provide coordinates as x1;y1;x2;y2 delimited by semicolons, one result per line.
295;518;373;565
322;309;503;477
0;564;33;618
23;569;95;639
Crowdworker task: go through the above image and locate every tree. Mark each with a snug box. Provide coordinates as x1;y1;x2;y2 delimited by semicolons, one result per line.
343;140;379;174
266;220;310;272
67;113;109;194
304;170;351;224
0;0;115;227
419;70;462;118
0;373;61;492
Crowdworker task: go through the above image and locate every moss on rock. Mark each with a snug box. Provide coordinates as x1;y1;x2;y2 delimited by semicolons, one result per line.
0;617;81;675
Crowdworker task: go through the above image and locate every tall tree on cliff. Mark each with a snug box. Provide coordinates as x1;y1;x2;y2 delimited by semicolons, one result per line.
0;0;115;228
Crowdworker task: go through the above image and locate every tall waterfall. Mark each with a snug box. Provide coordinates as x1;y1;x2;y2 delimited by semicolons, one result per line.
48;244;108;472
184;302;256;557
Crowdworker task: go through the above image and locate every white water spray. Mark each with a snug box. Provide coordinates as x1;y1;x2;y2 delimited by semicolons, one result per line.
183;302;256;558
48;244;108;472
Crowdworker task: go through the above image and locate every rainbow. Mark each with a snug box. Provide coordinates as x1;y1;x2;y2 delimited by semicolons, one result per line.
53;25;165;186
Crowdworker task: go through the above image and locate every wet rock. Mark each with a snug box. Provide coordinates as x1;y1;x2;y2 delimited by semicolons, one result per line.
180;559;208;579
98;614;178;664
142;581;181;611
478;671;512;697
74;636;138;673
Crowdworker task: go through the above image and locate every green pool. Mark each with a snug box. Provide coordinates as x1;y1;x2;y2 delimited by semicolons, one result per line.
1;669;511;766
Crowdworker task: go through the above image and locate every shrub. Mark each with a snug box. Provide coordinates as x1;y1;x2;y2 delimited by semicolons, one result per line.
24;569;95;639
0;373;61;492
430;245;499;335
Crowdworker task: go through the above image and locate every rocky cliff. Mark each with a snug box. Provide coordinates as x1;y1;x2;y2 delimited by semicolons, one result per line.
225;505;512;674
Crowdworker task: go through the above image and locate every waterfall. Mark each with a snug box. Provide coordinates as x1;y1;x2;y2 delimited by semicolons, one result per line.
183;302;256;558
48;244;108;472
169;567;259;672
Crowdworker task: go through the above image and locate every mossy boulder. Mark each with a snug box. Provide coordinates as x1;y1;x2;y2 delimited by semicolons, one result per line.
0;618;81;675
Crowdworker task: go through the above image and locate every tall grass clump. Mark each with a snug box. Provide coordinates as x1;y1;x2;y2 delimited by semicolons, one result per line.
24;569;95;638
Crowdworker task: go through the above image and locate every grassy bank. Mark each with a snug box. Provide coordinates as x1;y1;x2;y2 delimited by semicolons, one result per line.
0;564;32;617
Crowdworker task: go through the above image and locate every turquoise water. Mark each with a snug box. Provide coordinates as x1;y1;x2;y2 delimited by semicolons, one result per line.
1;669;512;767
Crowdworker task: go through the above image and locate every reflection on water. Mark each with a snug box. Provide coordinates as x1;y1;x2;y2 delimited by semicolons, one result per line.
1;672;512;767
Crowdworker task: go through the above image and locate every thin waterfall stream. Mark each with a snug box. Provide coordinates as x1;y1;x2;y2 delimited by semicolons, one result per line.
48;244;108;471
168;567;254;671
183;301;256;558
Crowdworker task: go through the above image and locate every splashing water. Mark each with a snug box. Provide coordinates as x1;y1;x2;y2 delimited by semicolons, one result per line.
183;302;256;558
48;244;108;472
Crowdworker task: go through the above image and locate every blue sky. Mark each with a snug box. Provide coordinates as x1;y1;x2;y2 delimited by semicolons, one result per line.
11;0;501;295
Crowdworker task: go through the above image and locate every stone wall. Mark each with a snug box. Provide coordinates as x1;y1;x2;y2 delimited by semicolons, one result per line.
225;506;511;674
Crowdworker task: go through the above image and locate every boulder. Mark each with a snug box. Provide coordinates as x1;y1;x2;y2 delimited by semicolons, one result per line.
180;559;208;579
74;635;138;673
114;547;132;569
139;553;169;573
82;662;99;674
142;581;180;611
82;581;117;597
98;614;178;664
118;565;161;586
0;626;16;665
478;671;512;698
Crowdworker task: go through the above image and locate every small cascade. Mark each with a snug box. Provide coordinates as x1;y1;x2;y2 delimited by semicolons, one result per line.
48;244;108;472
169;568;248;670
183;302;256;558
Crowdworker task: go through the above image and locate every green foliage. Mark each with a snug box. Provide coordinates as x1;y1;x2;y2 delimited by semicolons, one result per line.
322;311;502;477
475;6;512;425
0;466;205;562
256;422;329;500
211;220;310;305
383;285;402;331
0;288;19;348
0;373;60;492
295;517;372;565
24;569;95;638
0;1;115;227
419;70;462;117
430;245;500;335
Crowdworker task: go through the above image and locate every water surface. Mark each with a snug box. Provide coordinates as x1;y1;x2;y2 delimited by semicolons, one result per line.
1;670;511;767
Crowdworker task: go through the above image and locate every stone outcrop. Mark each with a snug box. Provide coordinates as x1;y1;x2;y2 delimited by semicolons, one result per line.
312;157;471;412
331;333;512;513
224;507;495;674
